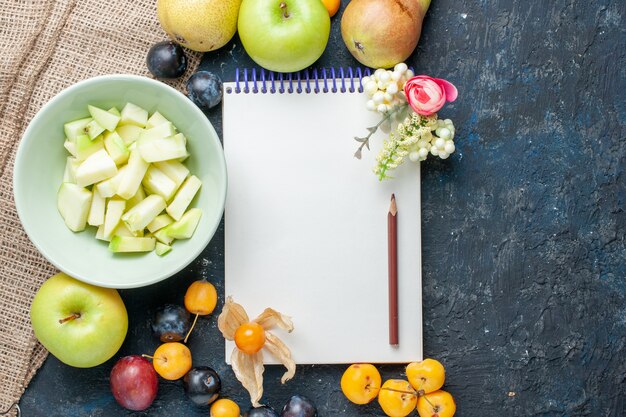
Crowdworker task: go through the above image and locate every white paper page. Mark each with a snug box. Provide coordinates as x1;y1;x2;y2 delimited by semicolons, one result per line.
223;83;422;364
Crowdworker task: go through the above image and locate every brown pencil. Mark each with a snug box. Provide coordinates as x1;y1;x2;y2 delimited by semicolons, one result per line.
388;194;398;346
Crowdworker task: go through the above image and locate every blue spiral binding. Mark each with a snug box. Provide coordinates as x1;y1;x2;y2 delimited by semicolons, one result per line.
251;68;258;93
234;68;240;93
228;67;369;95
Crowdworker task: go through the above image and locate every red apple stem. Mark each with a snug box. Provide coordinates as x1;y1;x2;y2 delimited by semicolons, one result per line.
183;313;199;344
279;2;290;18
58;313;81;324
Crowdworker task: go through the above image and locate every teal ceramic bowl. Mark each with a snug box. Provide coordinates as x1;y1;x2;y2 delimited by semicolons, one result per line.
14;75;227;288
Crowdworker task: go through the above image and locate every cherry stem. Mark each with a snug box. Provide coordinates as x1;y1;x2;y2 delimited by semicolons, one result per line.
423;395;437;411
184;313;199;344
58;313;81;324
279;2;290;18
141;354;154;360
380;387;419;396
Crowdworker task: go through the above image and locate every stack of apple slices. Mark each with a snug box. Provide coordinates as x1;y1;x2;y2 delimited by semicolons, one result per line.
58;103;202;255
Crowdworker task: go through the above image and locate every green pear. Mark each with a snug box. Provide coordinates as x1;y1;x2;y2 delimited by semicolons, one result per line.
157;0;243;52
341;0;431;68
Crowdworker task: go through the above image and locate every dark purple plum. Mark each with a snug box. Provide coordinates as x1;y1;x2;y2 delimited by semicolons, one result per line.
244;406;280;417
280;395;317;417
110;356;158;411
187;71;222;110
146;41;187;79
183;366;221;406
151;304;191;342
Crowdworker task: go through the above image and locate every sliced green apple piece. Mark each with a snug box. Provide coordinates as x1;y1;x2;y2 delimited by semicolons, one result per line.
84;119;105;140
108;107;121;116
95;224;107;241
95;165;127;198
75;134;104;161
102;198;126;241
167;208;202;239
96;222;137;242
138;135;187;163
116;124;144;145
113;221;143;238
57;183;92;232
116;148;149;199
121;194;166;232
153;227;175;245
103;131;130;165
154;160;189;188
63;157;80;184
146;111;171;129
87;188;106;226
109;236;156;253
75;149;117;187
131;228;144;238
138;122;177;142
88;105;120;132
166;175;201;220
64;117;92;140
120;102;148;128
142;165;178;201
155;242;172;256
173;132;187;146
64;140;77;157
126;185;146;210
147;213;174;233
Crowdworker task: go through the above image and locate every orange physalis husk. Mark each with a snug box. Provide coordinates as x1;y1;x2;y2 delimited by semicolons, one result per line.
217;296;250;340
254;307;294;332
264;332;296;384
218;297;296;406
231;349;265;406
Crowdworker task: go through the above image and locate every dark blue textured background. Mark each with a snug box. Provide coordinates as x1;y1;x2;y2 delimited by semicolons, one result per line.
20;0;625;416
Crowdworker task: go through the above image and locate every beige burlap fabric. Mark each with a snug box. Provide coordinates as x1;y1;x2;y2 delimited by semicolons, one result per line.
0;1;199;413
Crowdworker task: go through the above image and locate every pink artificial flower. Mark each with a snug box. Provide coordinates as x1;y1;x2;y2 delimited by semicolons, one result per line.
404;75;458;116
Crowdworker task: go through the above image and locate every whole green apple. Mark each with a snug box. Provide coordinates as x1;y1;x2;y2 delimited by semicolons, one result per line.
30;273;128;368
238;0;330;73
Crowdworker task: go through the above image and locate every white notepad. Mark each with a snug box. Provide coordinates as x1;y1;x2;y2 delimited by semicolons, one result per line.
223;72;422;364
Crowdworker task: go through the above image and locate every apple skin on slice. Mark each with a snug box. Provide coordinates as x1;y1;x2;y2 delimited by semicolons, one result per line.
109;236;156;253
155;242;172;256
29;273;128;368
167;208;202;239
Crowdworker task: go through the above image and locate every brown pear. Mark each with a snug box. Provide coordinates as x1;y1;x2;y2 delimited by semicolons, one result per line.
341;0;431;68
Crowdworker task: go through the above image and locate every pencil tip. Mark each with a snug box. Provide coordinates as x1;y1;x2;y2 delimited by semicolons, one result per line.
389;194;397;215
